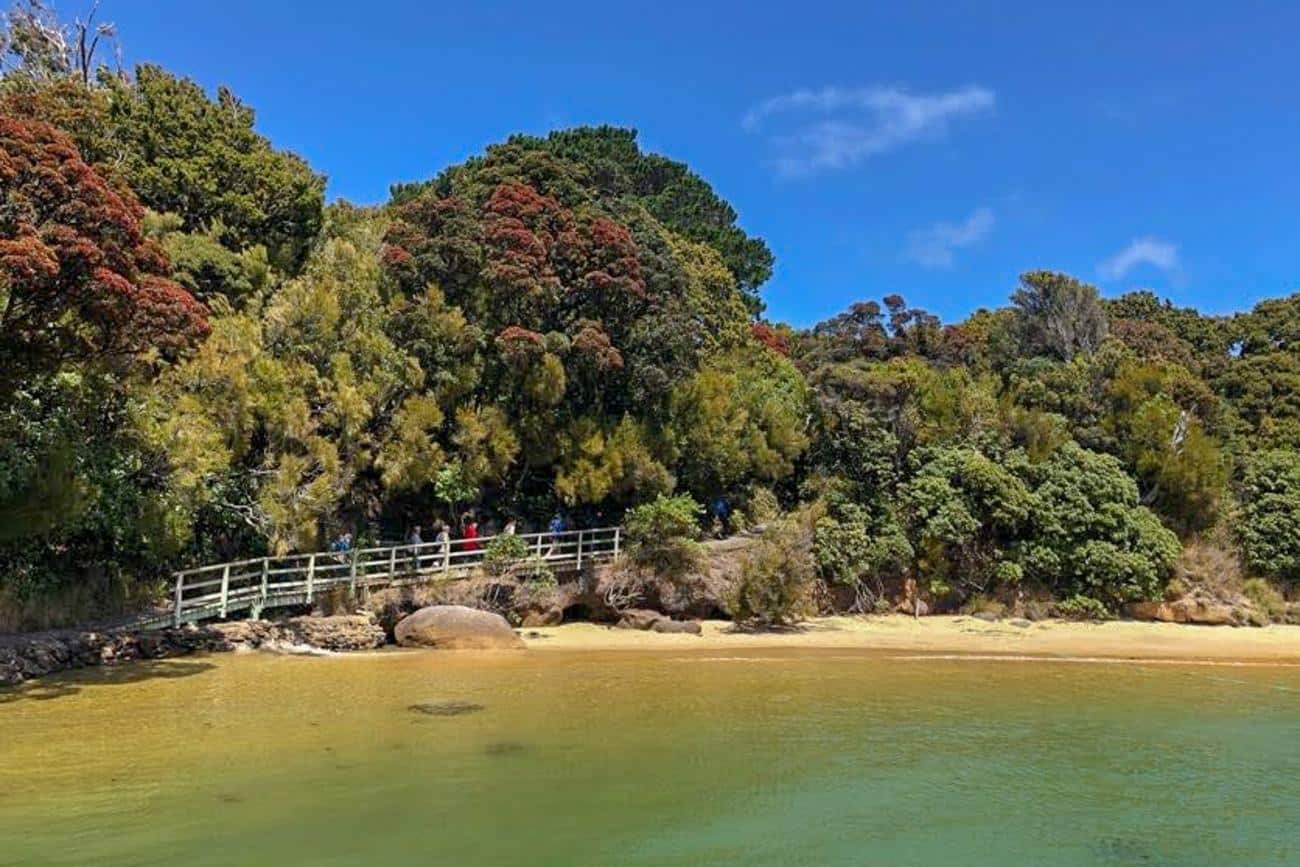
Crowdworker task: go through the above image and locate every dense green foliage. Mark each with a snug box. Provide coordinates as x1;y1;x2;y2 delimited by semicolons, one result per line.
0;5;1295;627
1237;451;1300;584
731;510;817;626
624;494;706;579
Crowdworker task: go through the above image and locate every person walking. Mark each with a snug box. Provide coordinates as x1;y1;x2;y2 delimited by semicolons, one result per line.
406;524;424;572
462;514;481;555
434;521;451;571
545;511;565;557
710;496;732;537
331;531;353;563
502;518;517;536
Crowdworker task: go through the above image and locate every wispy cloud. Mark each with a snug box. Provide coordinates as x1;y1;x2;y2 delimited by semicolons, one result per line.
1098;237;1179;280
743;85;995;176
905;208;995;268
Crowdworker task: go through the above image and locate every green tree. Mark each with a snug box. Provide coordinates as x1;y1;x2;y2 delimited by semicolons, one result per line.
901;447;1031;598
1017;443;1181;606
1012;270;1109;361
1238;450;1300;584
669;342;809;498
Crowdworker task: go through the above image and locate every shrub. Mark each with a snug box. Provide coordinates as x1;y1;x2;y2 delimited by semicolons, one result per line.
1172;538;1242;597
730;511;817;627
960;594;1006;618
743;485;781;526
625;494;706;580
514;555;556;586
1241;578;1286;621
1055;594;1111;621
482;534;530;577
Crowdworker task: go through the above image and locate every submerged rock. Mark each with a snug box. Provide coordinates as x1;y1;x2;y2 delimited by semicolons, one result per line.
394;605;525;650
408;701;486;717
483;741;528;756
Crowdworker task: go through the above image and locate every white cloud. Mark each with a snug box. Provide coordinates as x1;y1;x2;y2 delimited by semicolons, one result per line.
743;85;995;175
905;208;996;268
1098;237;1179;280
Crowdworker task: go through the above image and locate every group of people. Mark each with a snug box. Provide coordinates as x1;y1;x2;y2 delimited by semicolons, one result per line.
402;513;524;551
326;510;586;572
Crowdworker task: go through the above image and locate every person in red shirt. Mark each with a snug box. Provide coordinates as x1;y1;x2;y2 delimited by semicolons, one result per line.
461;515;480;552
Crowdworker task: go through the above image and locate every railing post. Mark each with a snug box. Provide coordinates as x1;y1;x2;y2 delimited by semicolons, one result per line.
613;527;621;559
260;558;269;608
219;564;231;619
388;545;398;580
576;530;584;570
306;553;316;600
350;548;359;595
173;573;185;627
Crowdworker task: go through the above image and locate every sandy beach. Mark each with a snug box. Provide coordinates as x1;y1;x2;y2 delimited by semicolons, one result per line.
522;615;1300;663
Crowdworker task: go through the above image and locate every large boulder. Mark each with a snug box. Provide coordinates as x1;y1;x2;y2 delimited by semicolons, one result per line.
394;605;525;650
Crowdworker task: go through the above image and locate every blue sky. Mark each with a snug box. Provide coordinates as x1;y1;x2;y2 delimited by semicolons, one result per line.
104;0;1300;326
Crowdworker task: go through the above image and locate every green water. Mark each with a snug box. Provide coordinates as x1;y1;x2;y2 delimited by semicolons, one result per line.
1;648;1297;866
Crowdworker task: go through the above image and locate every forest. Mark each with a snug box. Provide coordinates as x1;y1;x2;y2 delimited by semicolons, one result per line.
1;3;1297;630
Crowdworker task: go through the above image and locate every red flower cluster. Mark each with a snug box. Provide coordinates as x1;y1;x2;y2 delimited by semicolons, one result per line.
0;115;208;391
572;320;624;371
495;325;547;368
751;322;790;356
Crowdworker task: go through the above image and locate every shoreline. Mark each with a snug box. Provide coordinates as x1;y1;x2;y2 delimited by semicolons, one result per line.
520;615;1300;663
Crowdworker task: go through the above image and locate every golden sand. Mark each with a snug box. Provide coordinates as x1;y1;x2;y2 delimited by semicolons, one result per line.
522;615;1300;662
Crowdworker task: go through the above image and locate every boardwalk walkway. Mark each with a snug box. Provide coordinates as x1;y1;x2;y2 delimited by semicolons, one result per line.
159;527;622;627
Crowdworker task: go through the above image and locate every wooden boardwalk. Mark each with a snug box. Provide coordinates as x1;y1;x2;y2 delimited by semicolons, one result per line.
157;527;622;627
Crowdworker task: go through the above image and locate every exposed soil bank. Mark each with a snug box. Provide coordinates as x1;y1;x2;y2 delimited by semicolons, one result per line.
521;615;1300;663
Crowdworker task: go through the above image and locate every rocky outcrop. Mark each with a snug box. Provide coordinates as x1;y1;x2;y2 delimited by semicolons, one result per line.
0;624;231;687
212;614;386;651
1122;590;1263;626
394;605;525;650
520;607;563;628
613;608;701;635
0;614;387;687
615;609;665;630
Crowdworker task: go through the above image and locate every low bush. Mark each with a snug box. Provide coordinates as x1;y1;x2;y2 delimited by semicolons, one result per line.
625;494;706;581
482;534;530;577
960;594;1007;618
743;485;781;526
730;511;817;627
1241;577;1286;621
1054;594;1111;621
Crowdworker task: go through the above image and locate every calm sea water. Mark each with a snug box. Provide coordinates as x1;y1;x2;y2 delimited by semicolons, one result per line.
1;647;1297;866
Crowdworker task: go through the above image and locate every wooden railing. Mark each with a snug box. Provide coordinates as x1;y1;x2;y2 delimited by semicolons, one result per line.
154;527;623;628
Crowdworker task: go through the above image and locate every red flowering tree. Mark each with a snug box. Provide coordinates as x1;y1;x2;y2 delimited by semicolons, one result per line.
0;115;208;396
751;322;790;356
